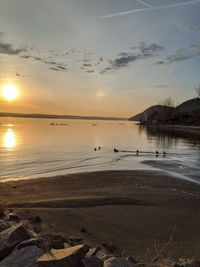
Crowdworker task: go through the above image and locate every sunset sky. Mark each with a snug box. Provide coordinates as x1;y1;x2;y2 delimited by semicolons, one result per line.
0;0;200;117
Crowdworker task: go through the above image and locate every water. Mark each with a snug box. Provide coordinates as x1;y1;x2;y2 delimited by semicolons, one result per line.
0;117;200;182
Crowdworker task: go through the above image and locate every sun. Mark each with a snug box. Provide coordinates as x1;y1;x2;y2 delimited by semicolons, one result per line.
1;84;19;101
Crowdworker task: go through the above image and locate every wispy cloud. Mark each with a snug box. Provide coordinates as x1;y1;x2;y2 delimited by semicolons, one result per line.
96;0;200;19
101;42;164;73
156;44;200;65
0;33;26;55
179;23;200;34
49;65;68;72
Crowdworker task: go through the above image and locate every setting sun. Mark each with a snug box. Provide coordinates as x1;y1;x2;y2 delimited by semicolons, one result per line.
1;84;19;101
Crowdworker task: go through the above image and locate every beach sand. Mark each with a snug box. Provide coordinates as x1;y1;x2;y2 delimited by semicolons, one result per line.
1;170;200;261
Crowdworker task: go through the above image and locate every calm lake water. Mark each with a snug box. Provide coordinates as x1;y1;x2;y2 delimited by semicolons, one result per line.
0;117;200;182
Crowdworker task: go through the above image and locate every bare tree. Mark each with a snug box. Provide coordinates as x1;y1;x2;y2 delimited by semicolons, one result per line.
195;85;200;98
158;97;175;107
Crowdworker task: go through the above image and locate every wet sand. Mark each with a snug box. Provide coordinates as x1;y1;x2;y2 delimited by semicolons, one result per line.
1;170;200;260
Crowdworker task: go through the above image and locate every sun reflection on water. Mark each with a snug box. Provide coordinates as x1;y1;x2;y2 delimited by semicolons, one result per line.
4;129;16;149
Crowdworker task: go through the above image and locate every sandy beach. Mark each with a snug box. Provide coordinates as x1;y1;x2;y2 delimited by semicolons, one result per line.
1;170;200;261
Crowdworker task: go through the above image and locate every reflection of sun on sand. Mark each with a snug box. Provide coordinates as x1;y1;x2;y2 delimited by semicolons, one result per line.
4;129;16;148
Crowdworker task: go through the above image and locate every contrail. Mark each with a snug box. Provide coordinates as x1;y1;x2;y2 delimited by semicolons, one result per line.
96;7;154;19
96;0;200;19
136;0;154;8
158;0;200;9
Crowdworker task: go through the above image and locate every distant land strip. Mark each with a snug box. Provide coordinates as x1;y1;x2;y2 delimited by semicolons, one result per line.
0;112;127;121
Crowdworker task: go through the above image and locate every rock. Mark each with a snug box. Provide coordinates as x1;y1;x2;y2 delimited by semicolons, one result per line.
0;245;43;267
0;220;9;232
82;256;103;267
125;257;138;265
175;259;200;267
64;242;71;248
51;239;65;249
52;235;67;248
103;257;135;267
86;247;101;257
67;236;83;245
28;215;42;224
16;238;44;250
42;234;67;249
102;243;122;256
96;249;113;261
4;213;20;223
0;223;30;260
37;244;89;267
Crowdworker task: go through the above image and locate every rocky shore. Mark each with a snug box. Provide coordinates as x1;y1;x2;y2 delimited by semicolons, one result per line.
0;208;199;267
1;170;200;266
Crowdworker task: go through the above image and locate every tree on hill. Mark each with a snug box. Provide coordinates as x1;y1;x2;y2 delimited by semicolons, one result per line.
195;85;200;98
158;97;175;107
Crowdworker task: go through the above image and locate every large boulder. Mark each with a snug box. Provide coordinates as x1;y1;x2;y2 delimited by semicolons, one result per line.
37;244;89;267
0;245;43;267
104;257;135;267
0;223;30;260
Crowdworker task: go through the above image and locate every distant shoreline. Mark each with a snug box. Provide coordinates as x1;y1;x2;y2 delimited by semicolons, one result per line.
0;112;127;121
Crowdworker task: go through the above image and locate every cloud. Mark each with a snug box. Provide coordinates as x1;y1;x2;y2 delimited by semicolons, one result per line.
19;50;69;71
43;60;57;65
57;65;68;70
183;25;200;34
109;53;139;69
86;70;95;73
49;65;68;72
19;54;31;59
137;42;164;54
179;23;200;34
0;34;26;55
101;42;164;73
82;63;92;67
156;44;200;64
100;67;114;75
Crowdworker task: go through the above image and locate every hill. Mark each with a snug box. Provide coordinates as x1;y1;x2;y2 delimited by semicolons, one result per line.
129;105;174;122
129;98;200;126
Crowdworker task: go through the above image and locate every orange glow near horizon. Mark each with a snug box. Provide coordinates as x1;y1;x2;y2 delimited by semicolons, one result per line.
1;84;19;101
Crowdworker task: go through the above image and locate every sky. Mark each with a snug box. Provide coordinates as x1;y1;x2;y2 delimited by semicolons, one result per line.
0;0;200;117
